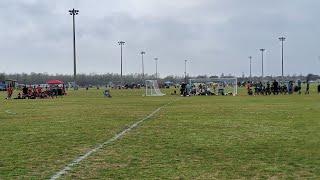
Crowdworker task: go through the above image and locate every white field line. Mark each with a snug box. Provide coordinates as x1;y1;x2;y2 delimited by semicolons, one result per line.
50;100;176;180
5;110;17;115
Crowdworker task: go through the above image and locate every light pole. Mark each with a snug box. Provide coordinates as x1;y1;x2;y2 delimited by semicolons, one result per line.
154;58;158;79
249;56;252;81
184;60;188;83
69;8;79;90
260;49;265;79
279;37;286;80
141;51;145;82
118;41;125;84
318;56;320;75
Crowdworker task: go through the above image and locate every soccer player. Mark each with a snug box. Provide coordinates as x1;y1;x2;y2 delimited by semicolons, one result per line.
104;89;112;98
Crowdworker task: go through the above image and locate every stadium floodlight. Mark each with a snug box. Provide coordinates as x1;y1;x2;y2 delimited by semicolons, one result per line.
69;8;79;90
249;56;252;80
145;80;165;96
260;49;265;78
154;58;158;79
279;37;286;80
118;41;125;84
141;51;146;81
184;60;188;83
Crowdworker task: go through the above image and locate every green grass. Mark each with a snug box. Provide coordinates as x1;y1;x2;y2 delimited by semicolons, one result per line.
0;87;319;179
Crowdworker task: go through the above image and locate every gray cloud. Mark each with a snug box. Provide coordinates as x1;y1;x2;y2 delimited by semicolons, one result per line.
0;0;319;77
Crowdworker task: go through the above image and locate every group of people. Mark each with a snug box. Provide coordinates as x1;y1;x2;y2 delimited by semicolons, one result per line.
7;85;66;99
178;79;319;97
180;82;234;96
247;80;317;96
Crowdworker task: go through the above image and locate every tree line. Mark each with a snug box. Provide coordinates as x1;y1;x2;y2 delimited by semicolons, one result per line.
0;72;319;86
0;73;185;86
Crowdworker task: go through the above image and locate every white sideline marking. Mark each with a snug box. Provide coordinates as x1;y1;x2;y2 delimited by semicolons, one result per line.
50;100;176;180
5;110;16;115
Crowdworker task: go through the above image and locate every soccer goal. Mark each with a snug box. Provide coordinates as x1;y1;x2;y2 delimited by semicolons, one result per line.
189;78;238;96
145;80;165;96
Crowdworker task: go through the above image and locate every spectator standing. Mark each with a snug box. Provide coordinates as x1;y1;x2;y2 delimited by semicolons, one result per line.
7;84;13;99
305;80;310;95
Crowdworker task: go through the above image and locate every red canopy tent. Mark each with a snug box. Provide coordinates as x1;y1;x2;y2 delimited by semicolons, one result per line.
47;80;64;85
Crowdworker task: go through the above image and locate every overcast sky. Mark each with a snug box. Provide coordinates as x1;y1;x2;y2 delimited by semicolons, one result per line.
0;0;319;77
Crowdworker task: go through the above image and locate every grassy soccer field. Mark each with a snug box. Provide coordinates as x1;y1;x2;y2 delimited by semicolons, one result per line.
0;87;319;179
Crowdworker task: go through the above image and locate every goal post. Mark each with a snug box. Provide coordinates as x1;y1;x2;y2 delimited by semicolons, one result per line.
189;78;238;96
145;80;165;96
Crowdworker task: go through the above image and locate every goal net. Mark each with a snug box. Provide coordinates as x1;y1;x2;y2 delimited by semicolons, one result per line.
145;80;165;96
189;78;238;96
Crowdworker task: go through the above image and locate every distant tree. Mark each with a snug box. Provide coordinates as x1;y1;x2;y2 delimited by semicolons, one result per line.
306;73;319;81
209;75;219;78
1;72;319;86
196;75;208;79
